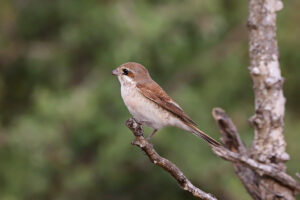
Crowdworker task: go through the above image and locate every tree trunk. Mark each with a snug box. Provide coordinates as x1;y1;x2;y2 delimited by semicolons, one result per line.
246;0;294;199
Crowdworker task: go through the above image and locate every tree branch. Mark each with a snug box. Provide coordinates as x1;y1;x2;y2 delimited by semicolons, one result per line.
126;118;217;200
212;108;300;194
125;109;300;199
211;108;300;200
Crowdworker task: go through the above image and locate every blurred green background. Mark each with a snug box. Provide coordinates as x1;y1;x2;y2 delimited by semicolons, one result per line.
0;0;299;199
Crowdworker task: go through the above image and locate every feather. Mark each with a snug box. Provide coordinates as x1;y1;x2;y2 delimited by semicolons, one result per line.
137;81;198;127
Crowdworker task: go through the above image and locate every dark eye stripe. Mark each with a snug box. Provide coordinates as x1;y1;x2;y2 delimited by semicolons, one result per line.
123;68;129;75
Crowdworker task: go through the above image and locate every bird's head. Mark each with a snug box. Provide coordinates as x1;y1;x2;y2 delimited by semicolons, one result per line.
112;62;151;86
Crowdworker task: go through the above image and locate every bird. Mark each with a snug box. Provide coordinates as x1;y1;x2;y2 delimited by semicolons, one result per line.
112;62;220;147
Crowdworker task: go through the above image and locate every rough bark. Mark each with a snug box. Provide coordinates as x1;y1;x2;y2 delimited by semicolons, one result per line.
246;0;295;199
247;0;287;165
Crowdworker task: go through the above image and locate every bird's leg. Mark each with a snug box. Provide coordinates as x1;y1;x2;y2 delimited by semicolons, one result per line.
146;129;158;140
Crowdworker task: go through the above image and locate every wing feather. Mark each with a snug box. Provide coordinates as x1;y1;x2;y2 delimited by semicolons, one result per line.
137;82;198;126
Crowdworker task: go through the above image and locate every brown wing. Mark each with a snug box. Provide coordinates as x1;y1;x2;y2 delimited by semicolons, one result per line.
137;81;198;126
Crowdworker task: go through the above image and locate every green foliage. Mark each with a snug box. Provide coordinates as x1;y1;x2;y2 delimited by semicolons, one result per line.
0;0;299;199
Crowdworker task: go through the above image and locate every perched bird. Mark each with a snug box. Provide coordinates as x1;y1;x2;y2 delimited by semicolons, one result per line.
112;62;220;146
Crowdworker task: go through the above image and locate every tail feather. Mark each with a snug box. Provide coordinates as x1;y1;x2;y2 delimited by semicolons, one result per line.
189;125;221;147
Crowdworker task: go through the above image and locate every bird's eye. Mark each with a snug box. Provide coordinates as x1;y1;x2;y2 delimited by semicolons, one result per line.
122;68;129;75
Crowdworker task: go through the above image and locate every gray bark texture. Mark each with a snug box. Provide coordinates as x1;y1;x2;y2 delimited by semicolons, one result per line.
248;0;287;164
247;0;294;199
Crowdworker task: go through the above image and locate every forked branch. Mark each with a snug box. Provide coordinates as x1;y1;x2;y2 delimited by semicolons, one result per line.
211;108;300;195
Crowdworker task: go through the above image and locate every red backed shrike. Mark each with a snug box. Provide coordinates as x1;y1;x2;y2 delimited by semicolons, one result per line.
112;62;220;146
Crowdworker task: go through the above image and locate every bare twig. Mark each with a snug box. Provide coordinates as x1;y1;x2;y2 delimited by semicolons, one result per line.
126;118;217;200
212;107;262;199
212;108;246;154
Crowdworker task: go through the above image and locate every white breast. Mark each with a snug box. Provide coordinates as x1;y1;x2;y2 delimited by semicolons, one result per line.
119;76;182;130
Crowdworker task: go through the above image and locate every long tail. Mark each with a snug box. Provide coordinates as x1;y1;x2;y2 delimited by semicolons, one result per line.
188;124;221;147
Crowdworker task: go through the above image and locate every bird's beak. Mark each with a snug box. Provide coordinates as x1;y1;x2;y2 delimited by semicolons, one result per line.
111;69;121;76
